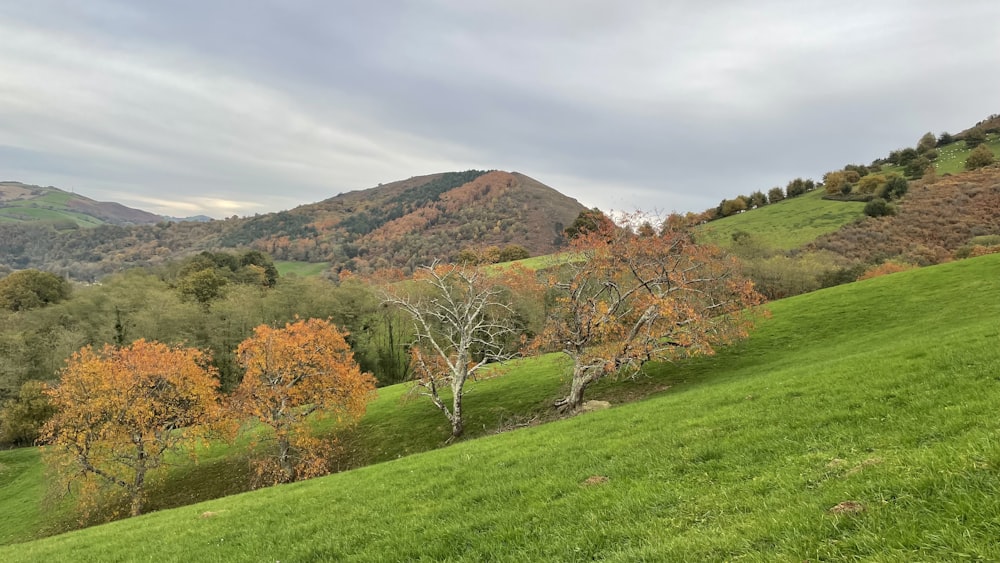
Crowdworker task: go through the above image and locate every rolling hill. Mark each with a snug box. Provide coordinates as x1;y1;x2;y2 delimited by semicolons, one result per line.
2;253;998;560
0;171;587;279
0;182;164;227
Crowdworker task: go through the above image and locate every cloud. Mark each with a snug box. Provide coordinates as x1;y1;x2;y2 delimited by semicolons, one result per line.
0;1;998;218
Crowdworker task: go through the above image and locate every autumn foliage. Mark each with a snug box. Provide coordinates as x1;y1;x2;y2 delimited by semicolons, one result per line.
41;340;223;517
539;218;763;411
232;318;376;486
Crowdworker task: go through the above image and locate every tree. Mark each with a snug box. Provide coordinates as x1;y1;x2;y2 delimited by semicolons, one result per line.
177;268;228;309
965;127;987;149
916;132;937;153
0;270;71;311
904;156;931;179
937;132;954;146
41;340;222;517
0;380;55;447
386;264;521;439
965;144;996;170
720;197;748;216
767;187;785;203
538;218;763;412
897;147;919;166
498;244;531;263
823;171;849;195
884;174;909;199
564;208;613;240
749;191;768;208
233;318;376;485
786;178;810;198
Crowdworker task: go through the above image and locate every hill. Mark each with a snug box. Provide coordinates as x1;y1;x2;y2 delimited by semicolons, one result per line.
0;182;164;228
695;188;866;250
3;254;999;560
810;166;1000;264
0;171;586;279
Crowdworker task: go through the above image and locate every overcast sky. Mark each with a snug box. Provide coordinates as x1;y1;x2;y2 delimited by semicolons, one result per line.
1;1;998;218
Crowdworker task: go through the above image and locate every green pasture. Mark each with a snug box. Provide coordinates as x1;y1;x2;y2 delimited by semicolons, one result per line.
2;254;999;560
273;261;330;277
696;188;866;250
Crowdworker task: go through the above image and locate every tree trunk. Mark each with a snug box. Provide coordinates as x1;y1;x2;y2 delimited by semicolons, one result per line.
130;467;147;517
554;367;600;413
450;380;464;440
277;434;294;482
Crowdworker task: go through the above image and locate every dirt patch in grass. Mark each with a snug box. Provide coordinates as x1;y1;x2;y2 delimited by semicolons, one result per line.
828;501;865;515
581;475;609;486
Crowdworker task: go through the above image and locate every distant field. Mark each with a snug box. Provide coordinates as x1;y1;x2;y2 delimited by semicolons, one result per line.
4;254;1000;560
0;204;103;226
696;188;866;250
274;261;330;277
882;134;1000;177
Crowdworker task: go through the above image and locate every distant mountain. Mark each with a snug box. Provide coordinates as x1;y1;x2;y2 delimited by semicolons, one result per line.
162;215;214;223
0;182;164;227
0;171;587;279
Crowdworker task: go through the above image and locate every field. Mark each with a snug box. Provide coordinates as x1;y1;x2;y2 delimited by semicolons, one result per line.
273;261;331;277
2;253;999;560
696;188;866;250
882;134;1000;177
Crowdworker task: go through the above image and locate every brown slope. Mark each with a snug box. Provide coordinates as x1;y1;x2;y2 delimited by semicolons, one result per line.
808;166;1000;265
247;170;586;273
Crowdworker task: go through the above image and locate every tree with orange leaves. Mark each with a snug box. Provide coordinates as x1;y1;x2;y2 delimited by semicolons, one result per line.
539;215;764;411
232;318;375;486
41;339;223;517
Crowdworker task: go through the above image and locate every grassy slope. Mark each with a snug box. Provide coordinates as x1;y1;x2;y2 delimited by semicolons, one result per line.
882;134;1000;177
273;261;331;277
3;254;999;561
696;188;866;250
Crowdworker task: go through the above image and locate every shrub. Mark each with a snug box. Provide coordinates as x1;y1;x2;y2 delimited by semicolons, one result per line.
858;261;916;281
965;145;995;170
863;198;894;217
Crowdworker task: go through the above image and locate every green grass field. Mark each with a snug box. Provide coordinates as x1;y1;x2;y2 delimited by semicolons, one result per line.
274;260;331;277
3;254;999;560
696;188;866;250
882;134;1000;177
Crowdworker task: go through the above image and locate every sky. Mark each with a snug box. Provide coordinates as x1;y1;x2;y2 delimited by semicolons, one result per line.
1;1;998;219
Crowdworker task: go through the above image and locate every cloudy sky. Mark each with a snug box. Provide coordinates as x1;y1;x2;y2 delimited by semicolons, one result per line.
1;1;998;218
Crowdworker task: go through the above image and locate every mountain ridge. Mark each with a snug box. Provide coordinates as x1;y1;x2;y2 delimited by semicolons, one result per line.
0;171;587;279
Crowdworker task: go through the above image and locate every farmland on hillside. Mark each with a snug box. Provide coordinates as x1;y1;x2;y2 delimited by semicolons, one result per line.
3;254;1000;560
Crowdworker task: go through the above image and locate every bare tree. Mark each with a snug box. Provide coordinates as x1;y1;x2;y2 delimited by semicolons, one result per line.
385;263;519;440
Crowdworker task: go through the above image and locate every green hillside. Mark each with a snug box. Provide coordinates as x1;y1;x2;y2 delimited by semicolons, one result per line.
0;182;162;227
696;188;866;250
3;254;999;560
882;134;1000;177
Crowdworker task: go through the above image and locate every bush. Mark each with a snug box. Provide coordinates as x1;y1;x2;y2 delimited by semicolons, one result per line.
965;145;995;170
863;198;894;217
0;380;55;447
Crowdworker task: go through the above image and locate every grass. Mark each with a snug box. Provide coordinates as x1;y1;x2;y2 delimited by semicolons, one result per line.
273;261;330;277
0;205;103;226
882;134;1000;177
696;188;866;250
2;254;999;560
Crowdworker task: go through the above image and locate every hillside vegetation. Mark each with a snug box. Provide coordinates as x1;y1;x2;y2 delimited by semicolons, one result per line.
0;182;162;227
695;188;866;250
0;171;586;280
4;254;999;560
